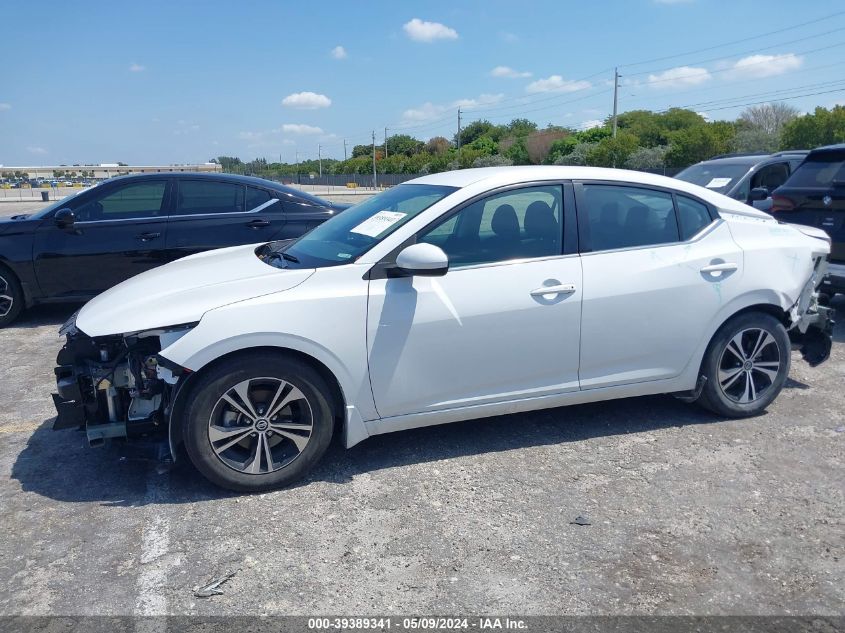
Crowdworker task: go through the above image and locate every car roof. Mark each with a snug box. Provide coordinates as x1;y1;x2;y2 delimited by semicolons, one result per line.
407;165;772;220
810;143;845;154
98;171;305;194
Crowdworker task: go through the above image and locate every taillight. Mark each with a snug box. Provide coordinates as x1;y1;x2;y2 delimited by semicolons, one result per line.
771;195;794;213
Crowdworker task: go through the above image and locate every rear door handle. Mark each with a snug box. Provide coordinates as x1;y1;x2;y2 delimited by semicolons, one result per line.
246;218;271;228
530;283;577;297
700;262;738;273
135;232;161;242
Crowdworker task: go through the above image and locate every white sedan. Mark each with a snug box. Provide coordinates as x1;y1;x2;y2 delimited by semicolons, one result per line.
52;167;834;491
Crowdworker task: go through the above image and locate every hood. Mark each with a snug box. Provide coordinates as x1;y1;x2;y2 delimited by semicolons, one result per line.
76;243;314;337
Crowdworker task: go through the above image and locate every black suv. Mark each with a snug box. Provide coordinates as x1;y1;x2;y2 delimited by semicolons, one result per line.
0;172;349;327
675;151;808;211
772;144;845;295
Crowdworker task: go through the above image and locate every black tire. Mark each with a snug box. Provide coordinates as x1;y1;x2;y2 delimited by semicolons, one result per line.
696;311;790;418
0;265;24;328
182;351;334;492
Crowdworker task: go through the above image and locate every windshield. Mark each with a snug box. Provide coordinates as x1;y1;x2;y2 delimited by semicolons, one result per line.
786;153;845;187
675;163;754;194
275;184;457;267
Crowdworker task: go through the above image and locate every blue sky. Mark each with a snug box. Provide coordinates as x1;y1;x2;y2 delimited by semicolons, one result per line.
1;0;844;165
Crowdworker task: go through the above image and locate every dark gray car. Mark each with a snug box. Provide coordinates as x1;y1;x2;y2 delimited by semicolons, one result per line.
675;151;808;211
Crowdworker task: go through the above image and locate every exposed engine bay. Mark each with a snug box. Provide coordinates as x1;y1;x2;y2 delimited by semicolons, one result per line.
52;314;191;449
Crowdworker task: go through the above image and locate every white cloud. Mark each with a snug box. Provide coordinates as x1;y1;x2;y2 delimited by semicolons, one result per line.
281;123;324;135
282;91;332;109
500;32;519;43
726;53;803;79
129;63;145;72
330;46;347;60
403;18;458;43
490;65;532;79
526;75;591;94
0;103;10;111
27;146;47;155
646;66;712;88
402;93;503;123
581;119;603;130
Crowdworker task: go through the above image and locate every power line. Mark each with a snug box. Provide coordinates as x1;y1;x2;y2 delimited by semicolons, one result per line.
620;10;845;69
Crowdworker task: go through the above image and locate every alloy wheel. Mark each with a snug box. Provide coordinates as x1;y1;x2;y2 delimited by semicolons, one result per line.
0;275;13;318
208;377;313;474
717;327;782;404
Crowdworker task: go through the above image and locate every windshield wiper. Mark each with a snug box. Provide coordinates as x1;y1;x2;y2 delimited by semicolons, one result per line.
281;252;299;263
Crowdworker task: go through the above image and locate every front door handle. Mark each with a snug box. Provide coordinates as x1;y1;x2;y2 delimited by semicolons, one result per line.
530;283;577;297
700;262;738;273
135;232;161;242
246;218;271;228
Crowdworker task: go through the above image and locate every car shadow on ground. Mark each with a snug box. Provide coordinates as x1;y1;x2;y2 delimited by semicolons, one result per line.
6;303;82;330
13;394;737;505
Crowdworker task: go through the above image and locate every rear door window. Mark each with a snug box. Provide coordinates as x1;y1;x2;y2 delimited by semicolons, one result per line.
175;180;245;215
581;184;679;251
677;195;713;240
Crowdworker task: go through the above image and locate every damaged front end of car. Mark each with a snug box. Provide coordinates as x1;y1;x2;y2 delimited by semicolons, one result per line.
51;311;194;456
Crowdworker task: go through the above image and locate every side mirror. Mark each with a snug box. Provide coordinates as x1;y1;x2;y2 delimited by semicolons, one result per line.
749;187;770;202
54;208;76;229
394;243;448;277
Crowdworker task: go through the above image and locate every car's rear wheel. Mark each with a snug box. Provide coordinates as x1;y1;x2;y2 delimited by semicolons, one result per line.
0;266;24;328
696;312;790;417
182;352;334;492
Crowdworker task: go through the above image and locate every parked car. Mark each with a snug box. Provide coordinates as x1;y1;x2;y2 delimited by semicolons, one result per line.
0;172;348;327
771;143;845;296
675;151;808;211
51;166;833;491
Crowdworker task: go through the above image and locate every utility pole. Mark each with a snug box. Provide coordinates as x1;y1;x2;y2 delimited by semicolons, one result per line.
612;67;620;139
318;144;322;177
611;67;620;168
343;139;347;161
384;127;389;159
456;107;462;162
372;130;378;190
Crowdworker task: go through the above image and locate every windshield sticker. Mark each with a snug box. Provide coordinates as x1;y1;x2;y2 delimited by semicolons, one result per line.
350;210;407;238
705;177;732;189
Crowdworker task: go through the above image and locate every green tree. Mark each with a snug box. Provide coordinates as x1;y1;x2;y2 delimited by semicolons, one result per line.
587;132;640;167
624;145;669;170
664;122;734;167
386;134;423;156
504;118;538;137
456;120;499;147
780;105;845;149
351;144;372;158
216;156;243;172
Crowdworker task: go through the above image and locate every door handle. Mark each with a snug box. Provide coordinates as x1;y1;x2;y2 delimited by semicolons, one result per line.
135;232;161;242
246;218;271;228
700;262;738;273
530;283;577;297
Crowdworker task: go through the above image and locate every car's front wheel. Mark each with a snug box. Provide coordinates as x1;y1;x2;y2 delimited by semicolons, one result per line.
182;352;334;492
696;311;791;417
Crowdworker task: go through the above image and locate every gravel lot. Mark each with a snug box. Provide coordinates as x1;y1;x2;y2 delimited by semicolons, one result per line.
0;192;842;616
0;290;842;616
